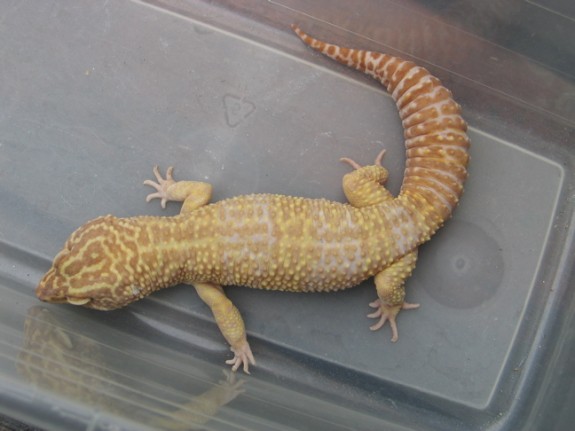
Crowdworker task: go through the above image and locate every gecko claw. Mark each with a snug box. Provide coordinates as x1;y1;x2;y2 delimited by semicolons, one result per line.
367;299;420;342
226;341;256;374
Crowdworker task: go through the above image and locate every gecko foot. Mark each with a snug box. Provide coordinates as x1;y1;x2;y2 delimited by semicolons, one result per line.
367;299;420;342
144;166;176;208
226;340;256;374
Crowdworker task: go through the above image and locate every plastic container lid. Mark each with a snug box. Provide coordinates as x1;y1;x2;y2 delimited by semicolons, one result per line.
1;1;574;429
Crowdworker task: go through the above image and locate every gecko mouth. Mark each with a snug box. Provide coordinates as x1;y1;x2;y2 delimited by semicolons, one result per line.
65;297;92;305
36;269;91;306
36;292;91;306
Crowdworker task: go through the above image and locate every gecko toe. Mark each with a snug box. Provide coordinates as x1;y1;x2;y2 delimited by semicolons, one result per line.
368;299;420;342
341;149;386;170
144;166;177;208
340;157;363;170
374;149;387;166
227;341;256;374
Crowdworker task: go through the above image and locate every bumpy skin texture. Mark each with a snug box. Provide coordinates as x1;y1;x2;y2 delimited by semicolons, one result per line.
37;26;470;373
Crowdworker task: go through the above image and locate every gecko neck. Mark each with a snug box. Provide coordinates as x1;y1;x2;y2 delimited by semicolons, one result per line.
122;215;201;293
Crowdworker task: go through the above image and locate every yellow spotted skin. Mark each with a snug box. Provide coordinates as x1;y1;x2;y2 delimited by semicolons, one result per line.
36;26;469;373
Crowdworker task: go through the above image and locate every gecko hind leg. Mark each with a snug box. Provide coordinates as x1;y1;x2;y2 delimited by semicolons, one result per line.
369;249;420;342
340;149;393;208
193;282;255;373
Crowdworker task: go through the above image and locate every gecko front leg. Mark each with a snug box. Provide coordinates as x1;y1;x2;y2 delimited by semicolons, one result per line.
144;166;213;214
145;167;255;372
193;282;255;374
144;166;256;374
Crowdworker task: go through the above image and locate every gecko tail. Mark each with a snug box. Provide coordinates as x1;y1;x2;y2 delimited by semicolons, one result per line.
293;24;470;245
292;25;372;75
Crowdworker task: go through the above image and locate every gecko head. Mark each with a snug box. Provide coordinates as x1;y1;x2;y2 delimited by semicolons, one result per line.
36;215;142;310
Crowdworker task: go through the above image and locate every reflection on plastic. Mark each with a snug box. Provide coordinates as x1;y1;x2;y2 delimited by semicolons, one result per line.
17;307;245;430
416;220;503;309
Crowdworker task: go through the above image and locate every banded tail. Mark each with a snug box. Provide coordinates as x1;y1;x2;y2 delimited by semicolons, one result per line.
292;25;469;243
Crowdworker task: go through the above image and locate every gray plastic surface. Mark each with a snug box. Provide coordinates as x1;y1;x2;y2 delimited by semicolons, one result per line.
1;1;574;430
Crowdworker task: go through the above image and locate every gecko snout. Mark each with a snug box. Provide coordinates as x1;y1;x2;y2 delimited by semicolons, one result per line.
36;267;91;306
36;269;67;303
